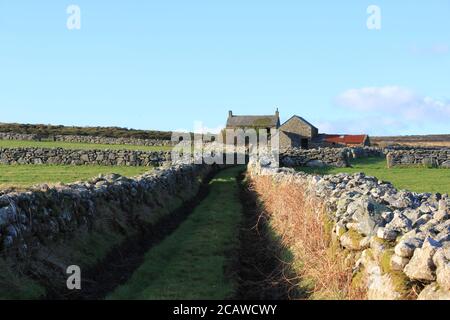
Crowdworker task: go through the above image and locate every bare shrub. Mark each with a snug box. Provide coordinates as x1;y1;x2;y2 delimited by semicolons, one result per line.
251;176;366;300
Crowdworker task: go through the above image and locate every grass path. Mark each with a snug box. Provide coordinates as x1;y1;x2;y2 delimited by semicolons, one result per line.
297;157;450;194
108;166;244;300
0;139;172;152
0;164;151;189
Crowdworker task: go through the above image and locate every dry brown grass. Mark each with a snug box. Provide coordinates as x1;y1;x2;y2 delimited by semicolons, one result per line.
251;176;367;300
373;139;450;148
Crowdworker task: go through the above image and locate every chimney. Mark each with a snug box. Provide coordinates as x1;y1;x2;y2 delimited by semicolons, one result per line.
228;110;233;117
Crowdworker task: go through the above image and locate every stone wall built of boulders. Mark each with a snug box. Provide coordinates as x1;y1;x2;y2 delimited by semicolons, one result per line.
281;147;350;168
387;149;450;169
0;132;38;141
345;146;385;159
0;163;213;260
248;158;450;300
0;148;171;167
0;145;387;169
0;132;174;147
52;135;174;146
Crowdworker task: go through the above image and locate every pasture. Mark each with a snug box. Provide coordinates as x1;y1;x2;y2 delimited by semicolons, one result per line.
0;139;172;152
296;157;450;195
0;164;151;189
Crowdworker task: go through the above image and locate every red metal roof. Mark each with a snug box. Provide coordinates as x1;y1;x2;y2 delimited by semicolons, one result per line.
323;134;367;145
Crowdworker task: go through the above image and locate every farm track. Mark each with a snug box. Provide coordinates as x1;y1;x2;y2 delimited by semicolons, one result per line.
47;166;292;300
46;169;217;300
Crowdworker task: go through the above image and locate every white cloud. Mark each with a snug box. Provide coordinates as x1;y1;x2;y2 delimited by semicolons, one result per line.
329;86;450;135
431;44;449;54
336;86;450;120
410;44;449;55
335;86;418;112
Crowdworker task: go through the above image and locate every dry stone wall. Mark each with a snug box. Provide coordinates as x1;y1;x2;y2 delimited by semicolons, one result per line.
0;148;171;166
0;132;173;147
248;158;450;300
281;147;350;168
387;149;450;168
0;163;213;257
51;135;174;146
0;132;38;141
0;146;383;169
344;147;385;159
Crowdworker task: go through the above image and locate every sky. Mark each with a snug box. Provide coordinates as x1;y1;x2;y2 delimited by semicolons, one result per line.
0;0;449;136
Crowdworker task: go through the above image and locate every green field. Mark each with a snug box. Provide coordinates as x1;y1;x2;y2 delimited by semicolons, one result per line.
296;157;450;195
0;164;151;189
108;166;244;300
0;139;172;151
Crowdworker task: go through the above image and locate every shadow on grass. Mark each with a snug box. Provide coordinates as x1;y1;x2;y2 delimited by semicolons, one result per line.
236;173;308;300
295;156;388;175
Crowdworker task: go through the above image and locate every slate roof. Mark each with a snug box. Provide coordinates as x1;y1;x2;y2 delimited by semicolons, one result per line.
226;115;280;128
281;115;318;130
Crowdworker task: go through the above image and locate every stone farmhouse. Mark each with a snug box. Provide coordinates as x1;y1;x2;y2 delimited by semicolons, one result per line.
226;110;370;151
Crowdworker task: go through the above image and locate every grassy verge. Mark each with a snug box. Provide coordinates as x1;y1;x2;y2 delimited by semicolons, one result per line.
296;157;450;194
0;164;151;189
251;175;366;300
108;166;244;300
0;139;172;151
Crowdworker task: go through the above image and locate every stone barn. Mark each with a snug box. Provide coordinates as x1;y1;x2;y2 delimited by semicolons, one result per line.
279;115;319;151
225;110;370;151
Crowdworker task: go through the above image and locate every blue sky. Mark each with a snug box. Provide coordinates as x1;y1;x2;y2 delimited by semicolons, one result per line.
0;0;449;135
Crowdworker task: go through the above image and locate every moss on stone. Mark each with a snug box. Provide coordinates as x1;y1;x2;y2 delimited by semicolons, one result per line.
372;236;395;247
380;249;395;274
378;249;413;299
337;227;346;237
365;248;375;260
388;271;412;299
372;236;385;244
345;229;364;248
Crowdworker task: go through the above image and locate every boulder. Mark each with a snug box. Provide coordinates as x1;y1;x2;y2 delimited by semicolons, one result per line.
433;244;450;291
422;157;437;168
0;205;17;227
417;283;450;300
377;227;398;241
346;197;387;236
436;262;450;291
384;212;413;234
440;160;450;169
367;273;403;300
339;231;364;251
306;160;326;168
404;237;441;281
390;254;410;271
394;238;422;258
80;154;90;162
